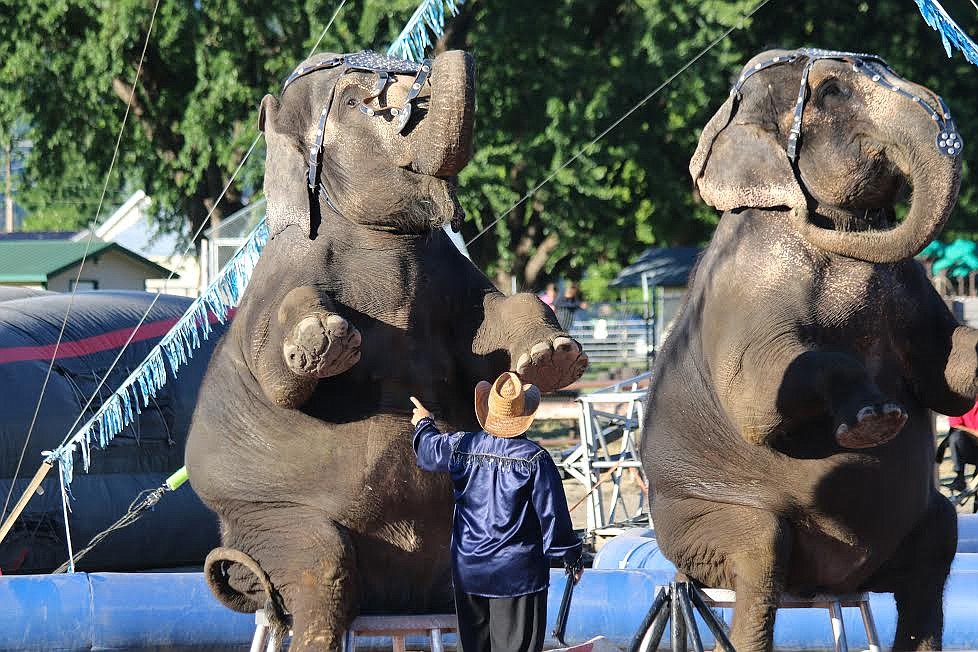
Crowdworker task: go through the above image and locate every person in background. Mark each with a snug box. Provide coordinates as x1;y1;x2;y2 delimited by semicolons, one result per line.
410;372;583;652
538;282;558;313
944;399;978;491
554;283;588;330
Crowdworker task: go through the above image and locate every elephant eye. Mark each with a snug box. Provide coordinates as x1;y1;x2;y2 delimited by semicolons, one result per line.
346;97;358;108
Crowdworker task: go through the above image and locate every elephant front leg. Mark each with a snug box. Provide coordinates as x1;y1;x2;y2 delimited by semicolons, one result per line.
864;493;956;650
654;497;791;652
720;343;906;448
474;293;588;393
268;519;359;652
256;286;362;409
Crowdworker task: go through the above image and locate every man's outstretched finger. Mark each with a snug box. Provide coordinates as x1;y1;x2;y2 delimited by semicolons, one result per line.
410;396;424;410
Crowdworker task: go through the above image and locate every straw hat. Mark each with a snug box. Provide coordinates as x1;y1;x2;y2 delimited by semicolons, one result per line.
474;372;542;438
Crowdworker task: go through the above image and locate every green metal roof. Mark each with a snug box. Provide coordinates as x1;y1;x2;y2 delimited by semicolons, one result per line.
0;241;176;282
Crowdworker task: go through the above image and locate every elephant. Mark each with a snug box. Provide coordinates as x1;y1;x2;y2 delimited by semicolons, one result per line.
641;48;973;651
185;49;587;650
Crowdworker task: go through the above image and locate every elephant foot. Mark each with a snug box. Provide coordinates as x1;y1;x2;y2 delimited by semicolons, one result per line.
284;313;361;378
835;402;907;449
514;336;588;393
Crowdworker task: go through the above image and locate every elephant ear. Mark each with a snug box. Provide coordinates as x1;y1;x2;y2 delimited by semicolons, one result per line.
259;94;315;239
689;96;806;211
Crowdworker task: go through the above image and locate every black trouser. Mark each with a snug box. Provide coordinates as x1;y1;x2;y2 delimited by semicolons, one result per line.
455;589;548;652
950;429;978;481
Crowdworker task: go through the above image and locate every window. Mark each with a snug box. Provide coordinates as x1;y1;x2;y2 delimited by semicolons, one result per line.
69;279;98;291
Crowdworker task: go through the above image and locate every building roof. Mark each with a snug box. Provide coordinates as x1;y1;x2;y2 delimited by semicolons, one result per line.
0;241;176;283
610;246;702;288
0;231;80;241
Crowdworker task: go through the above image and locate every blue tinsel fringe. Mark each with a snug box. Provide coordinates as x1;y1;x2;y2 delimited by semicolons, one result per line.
914;0;978;66
47;220;269;488
46;0;463;490
387;0;465;62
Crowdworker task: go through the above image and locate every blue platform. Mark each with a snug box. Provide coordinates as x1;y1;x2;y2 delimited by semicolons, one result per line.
1;514;976;650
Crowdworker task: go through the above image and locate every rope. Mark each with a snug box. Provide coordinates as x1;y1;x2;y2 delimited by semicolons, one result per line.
53;484;168;574
48;0;353;457
51;135;261;453
58;468;76;574
307;0;349;58
464;0;774;247
0;0;162;526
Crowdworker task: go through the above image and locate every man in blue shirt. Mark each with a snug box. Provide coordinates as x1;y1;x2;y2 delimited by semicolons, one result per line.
411;372;583;652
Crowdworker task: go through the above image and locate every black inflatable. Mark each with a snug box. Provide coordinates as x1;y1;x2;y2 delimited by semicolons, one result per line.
0;290;224;574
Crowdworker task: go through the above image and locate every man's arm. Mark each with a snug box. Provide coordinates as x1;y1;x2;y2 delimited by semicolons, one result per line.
412;417;460;473
530;452;583;567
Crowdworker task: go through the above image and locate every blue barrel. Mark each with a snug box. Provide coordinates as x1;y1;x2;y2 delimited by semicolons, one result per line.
959;514;978;552
2;565;977;650
590;522;978;650
0;572;255;650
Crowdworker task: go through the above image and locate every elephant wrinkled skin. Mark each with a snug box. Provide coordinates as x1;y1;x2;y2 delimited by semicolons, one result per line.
643;49;974;652
185;50;586;650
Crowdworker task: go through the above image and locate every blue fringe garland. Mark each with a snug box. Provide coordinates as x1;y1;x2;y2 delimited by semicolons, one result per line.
914;0;978;67
44;0;463;491
387;0;465;62
46;221;268;488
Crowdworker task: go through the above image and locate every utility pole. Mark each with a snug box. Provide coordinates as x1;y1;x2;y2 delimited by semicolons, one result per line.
3;141;12;232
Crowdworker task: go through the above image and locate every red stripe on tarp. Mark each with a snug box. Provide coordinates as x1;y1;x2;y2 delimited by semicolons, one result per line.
0;308;235;364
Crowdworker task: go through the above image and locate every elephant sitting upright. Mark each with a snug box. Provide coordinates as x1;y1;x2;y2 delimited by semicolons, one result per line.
642;49;973;651
185;50;587;650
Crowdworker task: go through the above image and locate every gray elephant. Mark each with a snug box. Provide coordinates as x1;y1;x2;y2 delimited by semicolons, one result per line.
641;48;973;651
185;49;587;650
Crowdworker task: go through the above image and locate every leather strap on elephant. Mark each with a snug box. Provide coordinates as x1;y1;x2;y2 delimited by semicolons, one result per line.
726;48;963;164
204;546;291;633
279;51;434;221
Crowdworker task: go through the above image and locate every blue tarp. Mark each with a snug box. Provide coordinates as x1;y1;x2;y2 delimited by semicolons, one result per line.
0;290;222;574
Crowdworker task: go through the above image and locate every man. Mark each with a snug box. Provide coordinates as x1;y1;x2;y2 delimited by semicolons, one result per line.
410;372;583;652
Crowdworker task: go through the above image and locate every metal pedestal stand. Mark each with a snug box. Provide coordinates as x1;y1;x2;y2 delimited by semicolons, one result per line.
629;582;734;652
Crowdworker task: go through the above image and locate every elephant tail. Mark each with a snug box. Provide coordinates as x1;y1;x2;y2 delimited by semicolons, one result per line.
204;546;291;634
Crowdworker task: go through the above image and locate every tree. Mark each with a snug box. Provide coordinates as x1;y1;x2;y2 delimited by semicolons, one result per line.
3;0;978;287
0;0;426;239
442;0;978;290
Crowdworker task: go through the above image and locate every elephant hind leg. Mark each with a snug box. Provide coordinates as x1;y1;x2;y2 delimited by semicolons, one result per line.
864;493;956;651
204;546;290;632
653;497;792;652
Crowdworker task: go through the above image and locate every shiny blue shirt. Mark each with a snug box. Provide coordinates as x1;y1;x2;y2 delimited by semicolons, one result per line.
413;417;582;598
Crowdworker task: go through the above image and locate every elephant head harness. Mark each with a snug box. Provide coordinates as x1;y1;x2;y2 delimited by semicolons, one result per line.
279;51;433;220
726;48;963;166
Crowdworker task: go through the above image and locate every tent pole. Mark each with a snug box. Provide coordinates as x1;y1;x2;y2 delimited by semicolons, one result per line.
0;462;52;547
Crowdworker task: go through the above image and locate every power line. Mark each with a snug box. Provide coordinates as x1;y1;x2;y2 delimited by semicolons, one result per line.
465;0;774;247
1;0;163;524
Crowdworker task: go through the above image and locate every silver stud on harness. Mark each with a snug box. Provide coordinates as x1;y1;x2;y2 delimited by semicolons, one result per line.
729;48;963;163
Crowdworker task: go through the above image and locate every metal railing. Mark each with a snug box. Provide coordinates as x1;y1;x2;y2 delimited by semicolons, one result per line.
561;372;651;538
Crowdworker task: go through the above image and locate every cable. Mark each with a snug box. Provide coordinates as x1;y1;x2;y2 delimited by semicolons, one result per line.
52;484;167;574
307;0;349;58
52;136;260;451
1;0;162;525
49;0;355;455
464;0;774;247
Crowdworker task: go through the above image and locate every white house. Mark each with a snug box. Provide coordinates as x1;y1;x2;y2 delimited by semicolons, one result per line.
72;191;201;297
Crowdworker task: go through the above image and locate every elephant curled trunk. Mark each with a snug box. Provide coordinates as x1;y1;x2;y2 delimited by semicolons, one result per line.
790;146;961;264
412;50;475;178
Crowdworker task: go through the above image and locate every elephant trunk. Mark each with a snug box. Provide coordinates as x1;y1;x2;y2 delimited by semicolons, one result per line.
412;50;475;177
791;106;962;264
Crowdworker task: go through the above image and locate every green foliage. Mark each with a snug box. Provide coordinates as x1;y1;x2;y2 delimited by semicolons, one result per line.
4;0;978;287
0;0;422;238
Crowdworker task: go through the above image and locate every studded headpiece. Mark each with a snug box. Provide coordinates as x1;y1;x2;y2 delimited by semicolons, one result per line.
729;48;962;163
280;51;433;218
